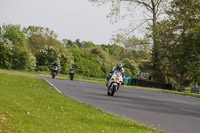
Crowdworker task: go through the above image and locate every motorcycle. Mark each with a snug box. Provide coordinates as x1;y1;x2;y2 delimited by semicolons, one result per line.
51;66;58;79
69;74;74;80
107;71;123;96
69;69;74;80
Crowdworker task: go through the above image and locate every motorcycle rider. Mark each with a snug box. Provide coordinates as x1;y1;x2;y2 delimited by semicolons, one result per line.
106;63;125;87
51;61;59;75
69;67;74;76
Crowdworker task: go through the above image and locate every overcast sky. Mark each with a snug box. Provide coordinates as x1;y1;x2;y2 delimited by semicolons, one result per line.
0;0;137;44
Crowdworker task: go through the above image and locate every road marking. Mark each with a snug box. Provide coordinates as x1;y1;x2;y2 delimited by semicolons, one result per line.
44;78;62;94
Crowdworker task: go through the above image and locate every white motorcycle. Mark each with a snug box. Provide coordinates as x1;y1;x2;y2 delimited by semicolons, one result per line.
107;71;123;96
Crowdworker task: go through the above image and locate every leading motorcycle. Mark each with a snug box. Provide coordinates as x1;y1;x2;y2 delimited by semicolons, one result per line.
107;71;123;96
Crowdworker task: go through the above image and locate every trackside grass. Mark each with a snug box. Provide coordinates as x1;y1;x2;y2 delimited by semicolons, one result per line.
0;73;160;133
0;69;107;84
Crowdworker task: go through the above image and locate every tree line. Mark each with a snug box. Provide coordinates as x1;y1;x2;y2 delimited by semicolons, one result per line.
0;24;146;78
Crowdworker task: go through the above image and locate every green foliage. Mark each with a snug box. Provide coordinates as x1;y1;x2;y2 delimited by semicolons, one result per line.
82;41;95;48
151;0;200;86
59;52;73;74
36;45;60;69
188;55;200;86
89;0;169;83
62;39;95;49
0;24;36;71
0;39;13;69
100;44;110;54
23;26;72;73
37;66;49;71
123;58;140;76
62;38;144;78
23;25;57;39
23;25;60;54
11;47;35;70
1;24;27;47
0;39;36;71
124;68;131;77
71;49;107;78
62;39;79;49
89;46;112;65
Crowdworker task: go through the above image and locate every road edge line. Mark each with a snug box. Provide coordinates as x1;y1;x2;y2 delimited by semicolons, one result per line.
44;78;62;94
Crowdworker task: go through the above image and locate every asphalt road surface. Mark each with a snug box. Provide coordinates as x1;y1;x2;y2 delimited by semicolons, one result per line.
45;78;200;133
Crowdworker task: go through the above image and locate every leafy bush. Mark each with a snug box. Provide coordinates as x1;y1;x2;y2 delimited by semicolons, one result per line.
71;49;107;78
37;66;49;71
36;45;61;69
0;39;13;69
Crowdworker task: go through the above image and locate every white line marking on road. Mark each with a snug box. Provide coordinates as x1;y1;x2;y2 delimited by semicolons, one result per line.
44;78;62;94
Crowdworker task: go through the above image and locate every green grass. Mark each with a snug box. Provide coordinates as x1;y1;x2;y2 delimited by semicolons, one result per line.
0;73;160;133
127;85;200;98
0;69;107;84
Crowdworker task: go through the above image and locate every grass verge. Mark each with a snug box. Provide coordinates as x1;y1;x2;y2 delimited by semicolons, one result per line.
0;73;160;133
0;69;106;84
125;85;200;98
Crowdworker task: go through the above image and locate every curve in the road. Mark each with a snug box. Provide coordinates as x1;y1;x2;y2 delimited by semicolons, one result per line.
46;78;200;133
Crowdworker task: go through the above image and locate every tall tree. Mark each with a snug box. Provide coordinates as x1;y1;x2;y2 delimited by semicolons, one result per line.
89;0;170;82
0;24;36;70
169;0;200;86
23;26;58;54
155;0;200;86
1;24;27;47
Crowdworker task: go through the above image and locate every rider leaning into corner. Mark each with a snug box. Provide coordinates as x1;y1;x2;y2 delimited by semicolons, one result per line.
106;63;126;87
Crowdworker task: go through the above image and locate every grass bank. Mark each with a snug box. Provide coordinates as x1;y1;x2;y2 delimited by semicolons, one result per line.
0;69;106;84
0;73;159;133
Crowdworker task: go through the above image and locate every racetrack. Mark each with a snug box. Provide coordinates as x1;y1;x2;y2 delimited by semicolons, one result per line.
45;78;200;133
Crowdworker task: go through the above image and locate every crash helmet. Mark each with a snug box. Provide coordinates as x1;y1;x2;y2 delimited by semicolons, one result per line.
54;61;58;65
116;63;122;70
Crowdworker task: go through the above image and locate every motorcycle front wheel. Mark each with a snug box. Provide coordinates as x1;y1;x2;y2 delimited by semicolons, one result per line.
111;85;117;96
70;75;74;80
52;72;56;79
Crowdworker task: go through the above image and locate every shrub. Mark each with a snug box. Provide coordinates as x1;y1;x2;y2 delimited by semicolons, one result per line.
37;66;49;71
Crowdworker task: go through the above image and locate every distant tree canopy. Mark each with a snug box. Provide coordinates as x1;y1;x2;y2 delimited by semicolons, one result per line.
0;24;142;78
0;24;36;70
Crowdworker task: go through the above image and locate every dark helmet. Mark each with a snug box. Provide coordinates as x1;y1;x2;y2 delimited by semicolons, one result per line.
117;63;122;70
53;61;58;66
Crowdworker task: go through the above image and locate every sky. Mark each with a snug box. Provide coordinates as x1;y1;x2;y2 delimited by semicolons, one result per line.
0;0;137;44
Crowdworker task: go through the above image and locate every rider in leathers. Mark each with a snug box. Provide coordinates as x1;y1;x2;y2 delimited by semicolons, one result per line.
106;63;125;87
